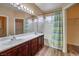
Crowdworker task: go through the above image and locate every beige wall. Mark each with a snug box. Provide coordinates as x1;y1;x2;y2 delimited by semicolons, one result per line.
0;5;30;35
67;4;79;46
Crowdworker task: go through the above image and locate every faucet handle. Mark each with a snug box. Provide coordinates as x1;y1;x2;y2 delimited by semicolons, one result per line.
13;36;16;40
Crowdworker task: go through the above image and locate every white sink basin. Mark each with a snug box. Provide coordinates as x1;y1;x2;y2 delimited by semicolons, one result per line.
0;35;34;46
0;39;23;45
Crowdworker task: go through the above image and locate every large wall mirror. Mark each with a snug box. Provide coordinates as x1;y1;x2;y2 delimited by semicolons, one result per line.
0;3;38;38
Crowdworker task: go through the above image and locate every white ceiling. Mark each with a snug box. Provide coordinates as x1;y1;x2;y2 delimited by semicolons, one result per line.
0;3;71;15
35;3;70;13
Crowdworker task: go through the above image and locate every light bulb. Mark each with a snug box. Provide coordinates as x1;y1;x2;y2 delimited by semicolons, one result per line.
27;8;29;11
12;3;18;7
23;6;26;12
32;11;34;14
17;6;21;10
20;5;24;8
16;3;20;5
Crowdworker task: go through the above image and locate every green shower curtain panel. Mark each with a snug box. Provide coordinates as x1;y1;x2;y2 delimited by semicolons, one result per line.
52;10;63;50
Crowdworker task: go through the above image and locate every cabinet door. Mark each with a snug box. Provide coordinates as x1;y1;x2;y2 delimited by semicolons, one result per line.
17;42;29;56
38;36;42;50
41;35;44;48
31;38;38;56
37;35;44;51
0;48;17;56
17;44;26;56
25;44;29;56
25;42;29;56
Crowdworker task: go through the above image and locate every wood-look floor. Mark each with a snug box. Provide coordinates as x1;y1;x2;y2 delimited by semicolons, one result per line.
67;44;79;56
35;46;64;56
35;46;79;56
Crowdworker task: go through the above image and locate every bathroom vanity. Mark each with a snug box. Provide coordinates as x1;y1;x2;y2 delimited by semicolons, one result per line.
0;33;44;56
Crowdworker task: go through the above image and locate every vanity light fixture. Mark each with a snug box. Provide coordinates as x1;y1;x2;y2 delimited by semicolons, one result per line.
10;3;34;15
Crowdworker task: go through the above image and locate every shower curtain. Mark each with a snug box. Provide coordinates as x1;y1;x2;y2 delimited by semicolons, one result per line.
44;10;63;50
52;10;63;50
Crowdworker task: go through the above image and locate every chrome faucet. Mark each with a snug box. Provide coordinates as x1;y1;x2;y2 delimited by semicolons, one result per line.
9;33;16;41
34;32;37;35
11;36;16;41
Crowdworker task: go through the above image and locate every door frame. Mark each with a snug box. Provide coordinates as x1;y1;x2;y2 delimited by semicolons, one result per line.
14;17;25;35
62;3;75;54
0;15;9;37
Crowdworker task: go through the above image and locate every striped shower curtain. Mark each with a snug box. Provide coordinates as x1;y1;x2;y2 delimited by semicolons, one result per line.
52;10;63;50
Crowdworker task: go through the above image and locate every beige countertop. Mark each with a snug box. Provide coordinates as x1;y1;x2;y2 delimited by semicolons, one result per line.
0;33;43;53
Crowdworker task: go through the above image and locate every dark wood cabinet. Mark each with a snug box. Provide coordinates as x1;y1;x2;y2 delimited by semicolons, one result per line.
37;35;44;51
40;35;44;48
0;35;44;56
0;47;17;56
30;38;38;56
17;42;29;56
